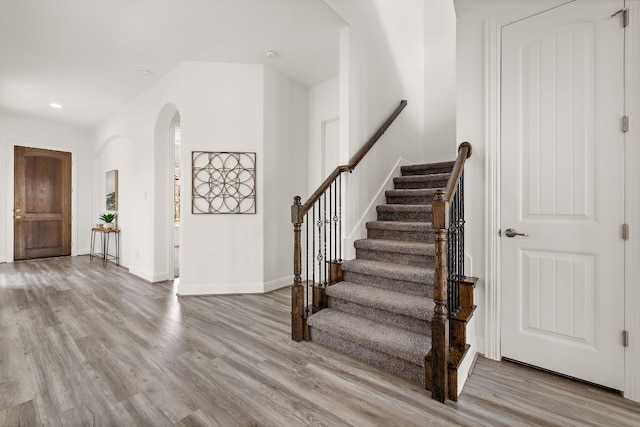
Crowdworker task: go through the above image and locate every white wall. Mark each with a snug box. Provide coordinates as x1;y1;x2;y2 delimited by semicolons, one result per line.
93;64;185;280
308;77;340;193
0;114;92;263
323;0;457;249
93;61;307;294
324;0;425;246
424;0;458;161
263;67;309;288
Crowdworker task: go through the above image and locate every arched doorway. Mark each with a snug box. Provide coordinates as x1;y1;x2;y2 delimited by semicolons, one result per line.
153;104;181;282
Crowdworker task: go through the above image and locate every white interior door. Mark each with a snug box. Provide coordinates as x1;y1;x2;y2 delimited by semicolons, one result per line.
501;0;625;390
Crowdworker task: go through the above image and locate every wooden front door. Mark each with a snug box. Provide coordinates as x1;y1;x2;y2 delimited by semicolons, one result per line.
500;1;625;390
14;146;72;260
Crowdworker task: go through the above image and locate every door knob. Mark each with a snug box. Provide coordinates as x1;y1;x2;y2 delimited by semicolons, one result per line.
15;208;21;213
505;228;528;238
15;215;22;220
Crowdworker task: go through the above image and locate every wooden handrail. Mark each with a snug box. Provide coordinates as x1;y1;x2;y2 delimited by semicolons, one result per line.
297;100;408;218
432;142;472;230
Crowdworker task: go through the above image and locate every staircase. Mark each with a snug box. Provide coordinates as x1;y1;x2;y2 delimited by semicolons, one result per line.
306;160;476;400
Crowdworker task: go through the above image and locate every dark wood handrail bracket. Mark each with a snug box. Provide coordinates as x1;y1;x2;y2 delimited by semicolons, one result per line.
290;100;408;342
430;141;472;403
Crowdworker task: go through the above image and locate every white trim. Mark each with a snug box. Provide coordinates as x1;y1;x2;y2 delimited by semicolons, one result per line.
5;140;79;262
129;266;156;282
264;275;294;293
484;17;502;361
624;0;640;403
343;157;414;259
321;116;340;181
176;275;293;296
178;282;267;296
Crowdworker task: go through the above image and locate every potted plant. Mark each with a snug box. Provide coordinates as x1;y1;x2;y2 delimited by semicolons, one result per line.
100;213;116;229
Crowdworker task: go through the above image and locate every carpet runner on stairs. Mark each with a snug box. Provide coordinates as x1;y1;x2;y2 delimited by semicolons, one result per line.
307;161;454;385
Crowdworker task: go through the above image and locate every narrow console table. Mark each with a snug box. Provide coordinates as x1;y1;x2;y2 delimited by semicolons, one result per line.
90;227;120;267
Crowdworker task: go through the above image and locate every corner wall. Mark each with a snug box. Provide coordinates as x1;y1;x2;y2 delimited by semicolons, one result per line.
93;61;308;294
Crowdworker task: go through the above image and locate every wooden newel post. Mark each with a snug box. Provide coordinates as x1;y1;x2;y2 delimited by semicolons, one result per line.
431;189;449;402
291;196;305;341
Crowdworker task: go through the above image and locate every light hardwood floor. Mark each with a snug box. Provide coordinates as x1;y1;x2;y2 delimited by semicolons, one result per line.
0;256;638;426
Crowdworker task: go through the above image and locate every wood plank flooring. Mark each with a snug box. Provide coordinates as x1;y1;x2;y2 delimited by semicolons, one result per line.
0;256;638;426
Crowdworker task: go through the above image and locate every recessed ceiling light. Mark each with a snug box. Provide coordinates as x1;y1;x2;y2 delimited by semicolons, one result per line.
265;50;277;59
49;102;63;109
138;69;152;77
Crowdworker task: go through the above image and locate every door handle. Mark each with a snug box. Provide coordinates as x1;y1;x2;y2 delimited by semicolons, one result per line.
15;215;22;220
505;228;528;238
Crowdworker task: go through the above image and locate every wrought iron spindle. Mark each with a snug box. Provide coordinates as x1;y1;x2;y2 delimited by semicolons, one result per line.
324;190;329;285
317;202;323;289
447;173;465;315
305;211;310;317
338;174;342;261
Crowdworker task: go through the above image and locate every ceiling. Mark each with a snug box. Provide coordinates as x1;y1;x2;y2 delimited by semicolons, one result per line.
0;0;345;129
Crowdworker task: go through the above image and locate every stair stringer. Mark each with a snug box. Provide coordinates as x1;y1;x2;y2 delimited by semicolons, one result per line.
343;157;415;259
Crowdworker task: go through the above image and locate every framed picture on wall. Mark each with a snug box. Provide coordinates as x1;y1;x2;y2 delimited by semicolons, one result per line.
106;169;118;211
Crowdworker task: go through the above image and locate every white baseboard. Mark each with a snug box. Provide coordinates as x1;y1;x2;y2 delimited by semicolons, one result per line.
177;275;293;296
264;275;293;292
178;282;264;296
0;256;5;263
457;314;478;397
128;266;155;283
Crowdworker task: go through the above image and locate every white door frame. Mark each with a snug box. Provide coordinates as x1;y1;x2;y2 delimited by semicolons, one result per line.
482;0;639;401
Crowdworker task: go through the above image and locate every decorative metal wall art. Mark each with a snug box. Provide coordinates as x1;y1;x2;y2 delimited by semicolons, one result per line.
192;151;256;214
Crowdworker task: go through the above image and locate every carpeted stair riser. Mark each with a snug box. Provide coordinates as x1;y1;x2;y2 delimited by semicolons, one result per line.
309;328;425;384
342;270;433;298
385;189;440;205
376;206;432;222
401;161;455;176
356;248;434;267
393;173;450;189
328;298;430;335
366;221;436;243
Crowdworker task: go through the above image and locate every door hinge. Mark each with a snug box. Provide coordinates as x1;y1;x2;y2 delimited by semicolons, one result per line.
612;8;629;27
623;330;629;347
623;223;629;240
623;116;629;133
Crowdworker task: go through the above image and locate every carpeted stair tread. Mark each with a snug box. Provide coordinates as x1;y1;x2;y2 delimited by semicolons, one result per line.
341;259;434;284
386;188;441;198
401;161;455;176
377;204;432;214
327;281;434;321
354;239;434;256
307;309;430;366
366;221;433;232
393;173;450;188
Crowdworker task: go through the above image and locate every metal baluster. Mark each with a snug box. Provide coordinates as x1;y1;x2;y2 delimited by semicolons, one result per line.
306;211;309;318
338;174;342;261
333;179;338;266
312;204;316;313
317;201;323;292
323;191;328;286
328;184;333;283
